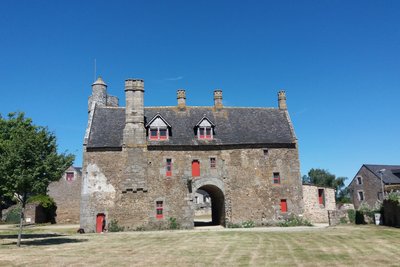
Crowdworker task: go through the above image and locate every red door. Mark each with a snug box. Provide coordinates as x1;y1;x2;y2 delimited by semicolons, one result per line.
280;199;287;212
96;214;105;233
192;160;200;177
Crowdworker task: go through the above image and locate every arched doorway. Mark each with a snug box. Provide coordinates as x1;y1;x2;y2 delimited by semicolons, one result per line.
194;184;225;227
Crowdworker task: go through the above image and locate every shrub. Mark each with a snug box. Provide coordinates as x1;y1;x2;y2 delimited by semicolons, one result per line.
168;217;180;230
347;209;356;224
277;216;312;227
227;222;242;228
5;206;21;223
108;219;124;232
387;191;400;204
339;217;348;224
241;220;255;228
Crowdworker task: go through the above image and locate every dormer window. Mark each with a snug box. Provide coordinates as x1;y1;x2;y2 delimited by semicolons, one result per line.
195;115;215;140
149;127;168;140
146;114;171;141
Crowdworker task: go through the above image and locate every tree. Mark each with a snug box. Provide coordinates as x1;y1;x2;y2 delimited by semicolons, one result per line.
0;112;74;247
303;168;348;201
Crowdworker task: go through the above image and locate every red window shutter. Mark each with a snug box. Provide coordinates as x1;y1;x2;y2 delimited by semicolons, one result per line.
192;160;200;177
156;201;163;219
280;199;287;212
318;189;325;205
166;159;172;177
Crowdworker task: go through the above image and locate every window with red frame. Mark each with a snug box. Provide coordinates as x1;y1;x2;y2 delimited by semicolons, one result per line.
198;127;212;140
210;157;216;168
66;172;74;181
166;159;172;177
192;160;200;177
156;201;163;219
280;199;287;212
273;172;280;184
149;127;168;140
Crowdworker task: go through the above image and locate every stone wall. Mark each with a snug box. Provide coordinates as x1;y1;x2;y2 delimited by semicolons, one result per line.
80;145;303;232
348;166;382;209
48;166;82;224
302;185;335;223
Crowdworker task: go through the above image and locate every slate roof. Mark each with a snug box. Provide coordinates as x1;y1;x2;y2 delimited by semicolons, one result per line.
364;164;400;184
87;106;296;148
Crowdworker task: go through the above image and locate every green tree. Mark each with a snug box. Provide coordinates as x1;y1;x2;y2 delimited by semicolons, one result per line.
303;168;347;201
0;112;74;247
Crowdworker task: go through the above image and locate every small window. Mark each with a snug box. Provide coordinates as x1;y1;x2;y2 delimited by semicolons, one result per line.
192;160;200;177
66;172;74;181
280;199;287;212
378;192;383;201
263;149;268;157
156;201;163;219
318;189;325;206
358;191;364;201
210;157;216;168
356;176;363;185
166;159;172;177
273;172;280;184
198;127;213;140
149;127;169;140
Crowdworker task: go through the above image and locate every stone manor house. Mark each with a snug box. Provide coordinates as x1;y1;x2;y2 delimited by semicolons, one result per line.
80;77;333;232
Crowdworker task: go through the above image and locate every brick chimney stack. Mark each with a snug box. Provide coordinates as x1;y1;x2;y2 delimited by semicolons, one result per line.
177;89;186;110
278;90;287;110
214;89;223;110
123;78;146;146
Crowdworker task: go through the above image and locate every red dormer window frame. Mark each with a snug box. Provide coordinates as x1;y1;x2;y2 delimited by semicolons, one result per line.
149;127;169;140
198;127;213;140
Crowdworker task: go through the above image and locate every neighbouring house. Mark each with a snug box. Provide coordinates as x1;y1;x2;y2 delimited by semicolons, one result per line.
24;166;82;224
80;77;304;232
348;164;400;209
302;184;336;223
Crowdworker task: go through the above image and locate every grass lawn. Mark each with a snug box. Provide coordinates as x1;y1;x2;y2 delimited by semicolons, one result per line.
0;224;399;266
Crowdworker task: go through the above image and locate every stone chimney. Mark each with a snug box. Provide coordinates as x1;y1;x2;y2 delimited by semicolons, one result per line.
214;89;223;109
278;90;287;110
123;78;146;146
177;89;186;110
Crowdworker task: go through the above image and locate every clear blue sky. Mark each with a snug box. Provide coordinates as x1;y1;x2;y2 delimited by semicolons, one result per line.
1;1;399;185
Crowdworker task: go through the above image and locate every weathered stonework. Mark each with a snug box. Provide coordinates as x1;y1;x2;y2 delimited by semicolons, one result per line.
80;77;304;232
302;185;336;223
24;166;82;224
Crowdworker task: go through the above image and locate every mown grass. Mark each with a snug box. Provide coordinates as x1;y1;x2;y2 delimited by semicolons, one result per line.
0;225;399;266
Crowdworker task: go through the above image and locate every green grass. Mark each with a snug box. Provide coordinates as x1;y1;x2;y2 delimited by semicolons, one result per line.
0;225;399;266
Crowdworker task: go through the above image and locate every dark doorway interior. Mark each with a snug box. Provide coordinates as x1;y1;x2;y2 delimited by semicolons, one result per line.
194;184;225;227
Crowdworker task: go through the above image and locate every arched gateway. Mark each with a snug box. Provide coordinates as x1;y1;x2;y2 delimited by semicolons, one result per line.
191;178;225;226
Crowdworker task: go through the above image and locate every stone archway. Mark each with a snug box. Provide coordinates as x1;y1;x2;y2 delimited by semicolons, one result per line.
192;178;225;226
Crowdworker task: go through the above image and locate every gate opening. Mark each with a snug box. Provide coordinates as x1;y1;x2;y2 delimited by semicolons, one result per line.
194;185;225;227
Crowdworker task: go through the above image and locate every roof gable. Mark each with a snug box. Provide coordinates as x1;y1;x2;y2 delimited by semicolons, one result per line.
145;113;171;128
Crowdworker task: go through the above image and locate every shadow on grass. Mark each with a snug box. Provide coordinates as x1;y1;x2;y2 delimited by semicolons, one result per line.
2;237;88;246
0;233;64;239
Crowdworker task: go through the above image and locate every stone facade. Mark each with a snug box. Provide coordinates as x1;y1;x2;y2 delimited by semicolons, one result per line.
48;166;82;224
302;185;336;223
80;77;304;232
23;166;82;224
348;165;400;209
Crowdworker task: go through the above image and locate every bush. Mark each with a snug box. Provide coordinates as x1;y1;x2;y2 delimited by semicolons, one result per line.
339;217;348;224
168;217;180;230
108;219;124;232
5;206;21;223
387;191;400;204
347;209;356;224
242;220;255;228
277;216;312;227
227;220;255;228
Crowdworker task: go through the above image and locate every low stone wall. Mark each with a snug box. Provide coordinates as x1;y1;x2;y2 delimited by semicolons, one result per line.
383;200;400;227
